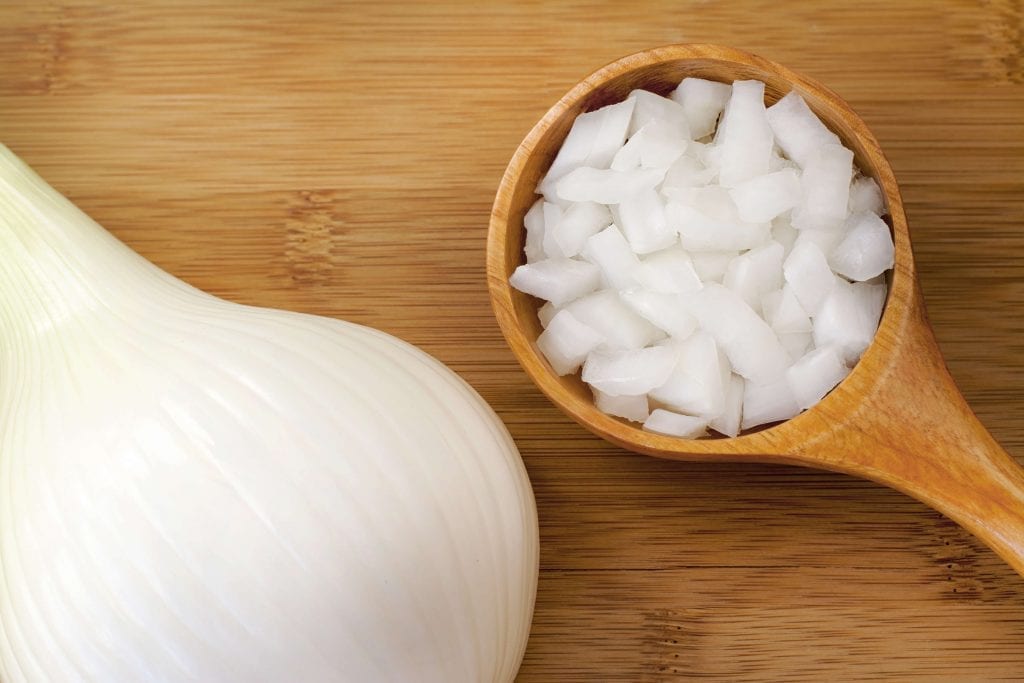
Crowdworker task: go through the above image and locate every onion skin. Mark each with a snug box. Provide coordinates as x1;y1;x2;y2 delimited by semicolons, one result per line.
0;145;539;682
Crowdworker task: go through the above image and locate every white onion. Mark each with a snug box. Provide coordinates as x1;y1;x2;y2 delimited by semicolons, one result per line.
550;201;612;257
0;145;538;682
830;212;896;281
648;331;729;417
509;257;600;307
563;290;664;350
778;331;814;362
582;345;679;396
618;188;675;254
619;289;698;339
612;120;688;171
643;409;709;438
729;168;802;223
523;199;547;263
538;97;636;199
783;241;837;315
593;389;650;422
713;80;775;187
787;344;851;410
723;241;785;314
790;143;854;231
763;285;813;335
848;174;886;215
710;373;745;437
670;78;731;139
742;376;802;430
765;91;841;168
554;166;664;204
513;79;895;437
582;224;642;290
537;309;606;375
628;89;691;139
633;246;702;294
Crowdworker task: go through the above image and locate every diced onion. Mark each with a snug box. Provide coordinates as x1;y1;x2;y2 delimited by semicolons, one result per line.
513;78;893;436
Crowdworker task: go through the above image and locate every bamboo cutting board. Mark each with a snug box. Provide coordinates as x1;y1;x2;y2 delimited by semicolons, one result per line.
2;1;1023;680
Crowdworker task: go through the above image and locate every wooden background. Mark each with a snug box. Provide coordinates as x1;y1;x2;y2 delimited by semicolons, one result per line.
2;1;1023;680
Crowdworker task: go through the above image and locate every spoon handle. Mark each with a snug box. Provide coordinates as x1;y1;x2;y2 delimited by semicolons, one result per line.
795;300;1024;577
921;409;1024;576
870;395;1024;576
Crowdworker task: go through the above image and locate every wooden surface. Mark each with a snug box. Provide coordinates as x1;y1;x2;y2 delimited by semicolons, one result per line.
1;1;1022;680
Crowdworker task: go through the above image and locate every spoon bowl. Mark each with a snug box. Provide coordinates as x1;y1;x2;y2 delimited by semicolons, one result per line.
487;44;1024;576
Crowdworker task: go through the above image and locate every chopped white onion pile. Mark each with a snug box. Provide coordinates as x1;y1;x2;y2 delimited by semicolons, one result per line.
510;78;894;439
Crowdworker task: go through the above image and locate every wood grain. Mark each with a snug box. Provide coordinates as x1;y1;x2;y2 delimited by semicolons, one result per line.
1;1;1022;680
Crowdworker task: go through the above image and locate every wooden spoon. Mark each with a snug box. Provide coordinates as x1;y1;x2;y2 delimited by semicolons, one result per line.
486;44;1024;577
